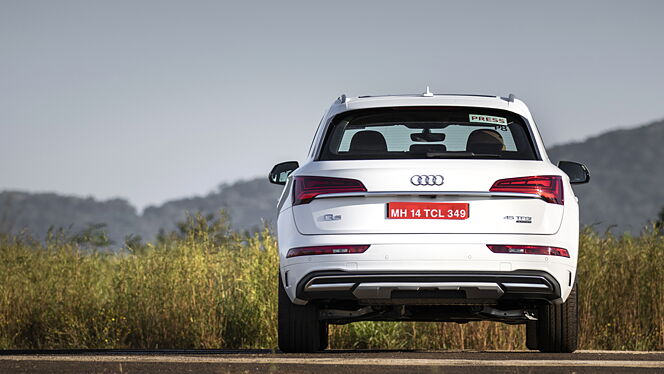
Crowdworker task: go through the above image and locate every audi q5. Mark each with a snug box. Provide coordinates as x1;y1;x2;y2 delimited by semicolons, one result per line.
268;90;590;353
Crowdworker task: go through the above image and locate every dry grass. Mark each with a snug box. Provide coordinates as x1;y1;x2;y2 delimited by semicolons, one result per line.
0;218;662;350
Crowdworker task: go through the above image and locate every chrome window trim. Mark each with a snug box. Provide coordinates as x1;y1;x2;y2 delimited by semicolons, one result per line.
314;191;542;200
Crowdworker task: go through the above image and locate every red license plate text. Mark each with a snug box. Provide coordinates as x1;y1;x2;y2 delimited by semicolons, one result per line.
387;202;469;220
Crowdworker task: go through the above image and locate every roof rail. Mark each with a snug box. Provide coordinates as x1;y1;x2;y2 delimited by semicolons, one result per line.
506;93;516;102
337;94;347;103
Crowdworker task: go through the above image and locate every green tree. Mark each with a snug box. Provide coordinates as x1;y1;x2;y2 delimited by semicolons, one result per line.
656;206;664;232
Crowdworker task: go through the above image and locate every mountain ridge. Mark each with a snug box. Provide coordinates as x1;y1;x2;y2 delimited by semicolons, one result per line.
2;119;663;244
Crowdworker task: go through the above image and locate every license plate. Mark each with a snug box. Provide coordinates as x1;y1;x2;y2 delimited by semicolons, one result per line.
387;202;469;220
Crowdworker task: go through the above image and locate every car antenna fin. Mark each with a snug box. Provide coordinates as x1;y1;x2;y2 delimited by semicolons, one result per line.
422;86;434;97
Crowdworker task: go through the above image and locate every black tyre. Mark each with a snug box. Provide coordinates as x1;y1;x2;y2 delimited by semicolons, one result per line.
525;321;538;350
278;276;325;353
534;282;579;353
319;321;329;351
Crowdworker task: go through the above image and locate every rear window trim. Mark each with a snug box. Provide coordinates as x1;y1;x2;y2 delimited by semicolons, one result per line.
315;107;542;161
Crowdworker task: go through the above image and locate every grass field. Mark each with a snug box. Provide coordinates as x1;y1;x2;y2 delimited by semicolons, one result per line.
0;216;662;350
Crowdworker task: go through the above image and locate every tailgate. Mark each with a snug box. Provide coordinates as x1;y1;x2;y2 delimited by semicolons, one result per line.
293;193;563;235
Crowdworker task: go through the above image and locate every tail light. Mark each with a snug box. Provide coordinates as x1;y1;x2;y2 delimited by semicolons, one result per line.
490;175;564;205
293;176;366;205
286;245;370;258
487;244;570;258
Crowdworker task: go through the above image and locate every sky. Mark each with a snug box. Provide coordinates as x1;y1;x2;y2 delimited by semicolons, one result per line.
2;0;664;210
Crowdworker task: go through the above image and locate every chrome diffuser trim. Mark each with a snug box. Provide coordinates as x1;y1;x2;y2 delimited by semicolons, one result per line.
304;282;355;292
352;282;504;299
502;282;550;289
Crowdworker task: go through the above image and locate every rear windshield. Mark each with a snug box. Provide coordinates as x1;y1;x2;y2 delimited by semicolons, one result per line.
318;107;539;160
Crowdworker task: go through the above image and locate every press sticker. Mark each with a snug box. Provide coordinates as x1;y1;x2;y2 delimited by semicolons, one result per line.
469;114;507;125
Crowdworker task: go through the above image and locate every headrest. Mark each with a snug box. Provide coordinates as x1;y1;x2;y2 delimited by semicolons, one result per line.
349;130;388;153
466;129;505;154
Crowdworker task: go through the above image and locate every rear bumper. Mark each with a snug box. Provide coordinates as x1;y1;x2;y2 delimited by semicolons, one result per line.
296;270;560;305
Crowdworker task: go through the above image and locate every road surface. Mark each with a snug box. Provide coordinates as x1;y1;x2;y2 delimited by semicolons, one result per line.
1;349;663;373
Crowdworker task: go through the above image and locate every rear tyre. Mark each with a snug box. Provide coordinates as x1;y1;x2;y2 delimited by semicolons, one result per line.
525;321;538;350
278;276;323;353
535;282;579;353
319;321;329;351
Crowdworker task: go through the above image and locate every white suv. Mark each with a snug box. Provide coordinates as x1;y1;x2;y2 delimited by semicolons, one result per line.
269;91;589;353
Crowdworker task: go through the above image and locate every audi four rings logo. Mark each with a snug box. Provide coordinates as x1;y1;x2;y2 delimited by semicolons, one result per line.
410;175;444;186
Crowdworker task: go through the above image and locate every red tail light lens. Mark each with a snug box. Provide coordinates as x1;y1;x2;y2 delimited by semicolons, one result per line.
286;245;370;258
293;176;367;205
490;175;564;205
487;245;570;258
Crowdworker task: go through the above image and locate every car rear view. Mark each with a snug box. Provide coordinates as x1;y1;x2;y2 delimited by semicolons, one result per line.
269;91;589;353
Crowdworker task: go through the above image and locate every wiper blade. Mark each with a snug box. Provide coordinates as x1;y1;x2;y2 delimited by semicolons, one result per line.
425;152;502;159
469;153;502;158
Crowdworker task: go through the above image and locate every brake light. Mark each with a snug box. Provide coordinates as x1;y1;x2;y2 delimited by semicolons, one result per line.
490;175;564;205
293;176;366;205
286;245;370;258
487;245;570;258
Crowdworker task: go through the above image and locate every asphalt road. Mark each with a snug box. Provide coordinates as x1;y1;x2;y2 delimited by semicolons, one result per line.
1;349;663;373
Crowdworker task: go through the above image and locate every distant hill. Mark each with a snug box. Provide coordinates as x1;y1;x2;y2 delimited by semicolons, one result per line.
547;119;664;233
0;179;282;245
0;192;144;244
2;119;663;244
140;178;281;235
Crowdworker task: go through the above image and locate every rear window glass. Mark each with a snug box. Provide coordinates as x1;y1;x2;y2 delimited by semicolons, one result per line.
318;107;538;160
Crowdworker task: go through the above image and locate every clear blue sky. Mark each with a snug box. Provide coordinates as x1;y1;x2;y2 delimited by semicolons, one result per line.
2;0;663;209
